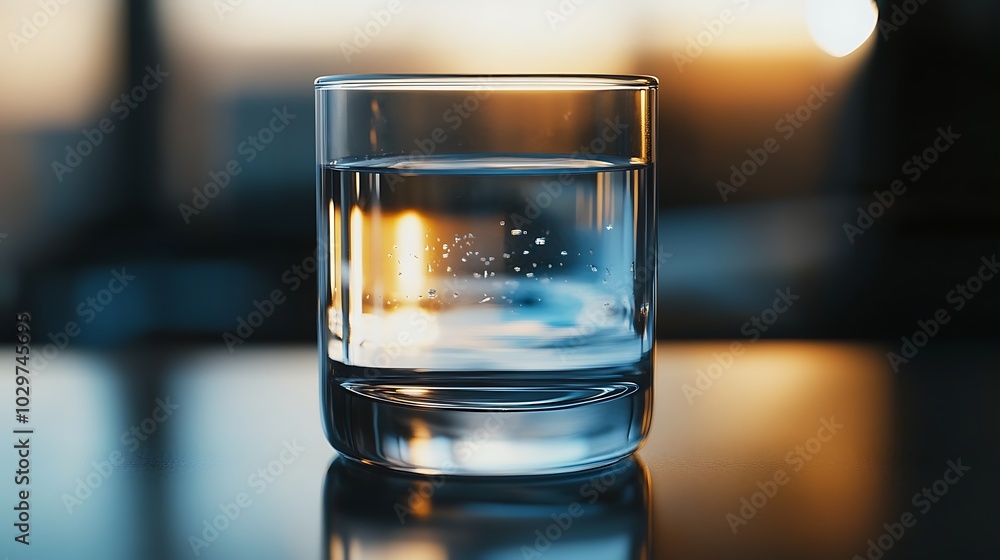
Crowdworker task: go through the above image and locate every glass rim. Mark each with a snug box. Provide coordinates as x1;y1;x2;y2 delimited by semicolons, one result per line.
314;74;657;91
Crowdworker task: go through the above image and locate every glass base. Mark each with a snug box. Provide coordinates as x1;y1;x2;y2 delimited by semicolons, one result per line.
322;366;652;476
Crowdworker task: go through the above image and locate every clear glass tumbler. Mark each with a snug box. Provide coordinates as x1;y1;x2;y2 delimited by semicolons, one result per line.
316;74;658;475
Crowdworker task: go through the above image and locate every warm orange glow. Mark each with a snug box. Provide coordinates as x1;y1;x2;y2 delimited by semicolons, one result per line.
378;541;446;560
329;534;344;560
405;419;437;478
394;212;426;302
403;483;434;518
349;206;365;334
328;199;342;340
663;52;865;199
644;342;892;555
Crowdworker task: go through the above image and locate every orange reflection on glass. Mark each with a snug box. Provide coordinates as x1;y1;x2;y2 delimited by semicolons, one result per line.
393;211;426;302
348;205;365;333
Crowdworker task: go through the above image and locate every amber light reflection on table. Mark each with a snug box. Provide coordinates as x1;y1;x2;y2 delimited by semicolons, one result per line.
647;342;892;558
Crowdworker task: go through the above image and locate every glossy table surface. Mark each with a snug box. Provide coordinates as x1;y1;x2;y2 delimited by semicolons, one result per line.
2;341;996;559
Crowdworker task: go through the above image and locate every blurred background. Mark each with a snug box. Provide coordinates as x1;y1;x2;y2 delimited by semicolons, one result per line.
1;0;998;344
3;3;999;559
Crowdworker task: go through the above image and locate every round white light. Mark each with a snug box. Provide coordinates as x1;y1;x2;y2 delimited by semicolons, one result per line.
806;0;879;57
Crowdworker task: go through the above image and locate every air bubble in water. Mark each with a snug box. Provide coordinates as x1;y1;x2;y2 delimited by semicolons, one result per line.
590;265;598;272
534;237;546;245
560;250;568;256
511;229;523;236
428;289;437;299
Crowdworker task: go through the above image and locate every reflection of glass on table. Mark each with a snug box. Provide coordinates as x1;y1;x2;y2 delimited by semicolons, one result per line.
324;456;651;560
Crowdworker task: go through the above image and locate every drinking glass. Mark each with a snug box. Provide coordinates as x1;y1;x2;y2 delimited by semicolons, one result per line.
316;74;658;475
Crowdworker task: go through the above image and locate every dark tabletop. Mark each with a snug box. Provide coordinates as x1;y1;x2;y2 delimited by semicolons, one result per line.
3;341;997;559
